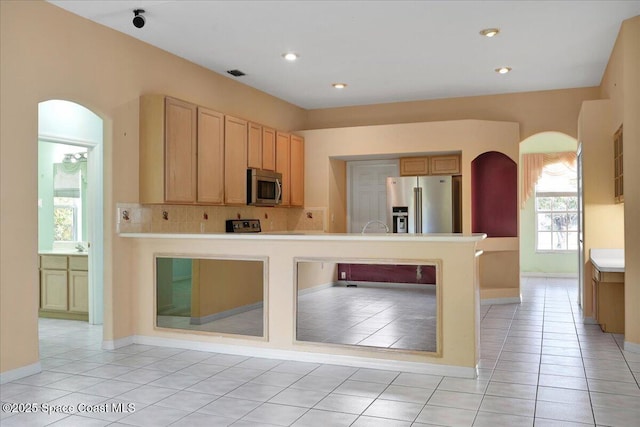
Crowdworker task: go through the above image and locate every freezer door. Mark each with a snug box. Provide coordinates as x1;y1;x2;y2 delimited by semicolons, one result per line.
418;176;453;233
386;176;418;233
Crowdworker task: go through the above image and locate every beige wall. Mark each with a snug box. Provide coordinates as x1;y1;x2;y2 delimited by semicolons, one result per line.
297;261;338;291
578;100;625;319
0;1;306;375
600;16;640;346
192;259;263;318
304;87;600;140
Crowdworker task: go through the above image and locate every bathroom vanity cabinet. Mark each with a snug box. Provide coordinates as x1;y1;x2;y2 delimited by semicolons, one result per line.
39;254;88;320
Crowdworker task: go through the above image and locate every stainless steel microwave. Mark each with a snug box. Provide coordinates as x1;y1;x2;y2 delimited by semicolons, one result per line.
247;168;282;206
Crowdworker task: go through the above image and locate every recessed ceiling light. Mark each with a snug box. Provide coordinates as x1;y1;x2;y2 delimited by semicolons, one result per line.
282;52;299;61
480;28;500;38
495;67;512;74
332;83;347;89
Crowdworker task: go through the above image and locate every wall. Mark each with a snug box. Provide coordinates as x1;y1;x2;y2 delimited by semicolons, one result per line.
519;132;578;275
578;100;624;320
0;0;306;376
297;262;338;291
600;16;640;348
192;259;263;318
304;87;601;140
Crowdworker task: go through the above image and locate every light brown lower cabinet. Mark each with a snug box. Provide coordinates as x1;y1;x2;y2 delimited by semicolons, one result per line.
592;265;624;333
40;254;88;320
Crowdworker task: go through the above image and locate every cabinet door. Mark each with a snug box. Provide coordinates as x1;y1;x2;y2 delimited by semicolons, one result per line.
431;155;461;175
197;107;225;204
290;134;304;207
276;132;291;206
69;270;89;313
400;157;429;176
165;97;197;203
262;127;276;172
247;122;263;169
224;116;248;205
41;269;68;311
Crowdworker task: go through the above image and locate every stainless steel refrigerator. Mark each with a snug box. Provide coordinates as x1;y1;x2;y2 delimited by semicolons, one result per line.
387;176;453;233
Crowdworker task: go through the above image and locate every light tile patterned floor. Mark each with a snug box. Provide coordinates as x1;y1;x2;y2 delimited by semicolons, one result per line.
2;277;639;426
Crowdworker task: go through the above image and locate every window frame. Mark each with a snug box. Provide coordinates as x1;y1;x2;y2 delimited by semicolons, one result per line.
534;190;578;253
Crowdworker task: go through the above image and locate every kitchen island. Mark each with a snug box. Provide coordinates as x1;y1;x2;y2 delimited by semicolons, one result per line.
119;231;485;377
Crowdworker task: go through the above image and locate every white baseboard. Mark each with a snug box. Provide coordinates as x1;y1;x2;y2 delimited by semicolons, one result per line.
624;340;640;354
133;334;476;378
0;362;42;384
190;302;263;325
335;281;436;290
521;272;578;278
298;282;335;296
481;296;521;306
582;316;598;325
102;335;135;350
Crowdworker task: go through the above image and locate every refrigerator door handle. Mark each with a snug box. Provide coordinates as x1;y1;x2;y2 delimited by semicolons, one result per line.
414;187;422;233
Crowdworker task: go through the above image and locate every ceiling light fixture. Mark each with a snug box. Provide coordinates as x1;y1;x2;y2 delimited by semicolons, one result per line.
282;52;299;61
480;28;500;37
332;83;347;89
495;67;512;74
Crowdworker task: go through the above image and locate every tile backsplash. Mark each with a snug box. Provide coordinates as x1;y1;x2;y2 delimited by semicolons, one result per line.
116;204;326;234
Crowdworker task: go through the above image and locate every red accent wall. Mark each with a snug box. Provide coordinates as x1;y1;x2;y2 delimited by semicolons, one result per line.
471;151;518;237
337;264;436;284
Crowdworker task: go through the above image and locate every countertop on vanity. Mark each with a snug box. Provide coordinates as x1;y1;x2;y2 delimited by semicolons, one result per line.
590;248;624;273
39;250;88;256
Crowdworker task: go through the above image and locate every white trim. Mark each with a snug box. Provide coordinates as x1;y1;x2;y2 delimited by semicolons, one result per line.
190;302;263;325
298;282;335;296
481;297;521;306
0;362;42;384
132;334;476;378
582;316;598;325
102;335;134;350
521;272;578;278
624;341;640;354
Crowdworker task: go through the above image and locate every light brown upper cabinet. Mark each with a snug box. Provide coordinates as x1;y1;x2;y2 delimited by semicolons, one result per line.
262;127;276;171
276;131;291;206
400;154;461;176
224;116;248;205
197;107;225;204
614;124;623;203
290;134;305;207
140;95;197;204
400;157;429;176
430;154;461;175
247;122;263;170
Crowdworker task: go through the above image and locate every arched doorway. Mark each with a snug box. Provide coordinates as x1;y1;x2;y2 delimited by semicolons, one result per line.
38;100;104;325
519;132;579;300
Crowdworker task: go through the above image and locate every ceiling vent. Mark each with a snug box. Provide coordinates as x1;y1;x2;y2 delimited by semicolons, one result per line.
227;69;246;77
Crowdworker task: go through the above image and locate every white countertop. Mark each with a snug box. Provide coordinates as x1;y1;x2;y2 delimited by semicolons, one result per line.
119;231;487;243
39;250;88;256
590;248;624;273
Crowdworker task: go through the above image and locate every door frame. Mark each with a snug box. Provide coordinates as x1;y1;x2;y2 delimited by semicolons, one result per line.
39;134;104;325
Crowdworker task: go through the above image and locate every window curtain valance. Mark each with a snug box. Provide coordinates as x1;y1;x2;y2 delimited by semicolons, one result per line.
521;151;576;208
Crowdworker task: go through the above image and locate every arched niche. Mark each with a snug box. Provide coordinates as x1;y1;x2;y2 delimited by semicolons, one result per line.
471;151;517;237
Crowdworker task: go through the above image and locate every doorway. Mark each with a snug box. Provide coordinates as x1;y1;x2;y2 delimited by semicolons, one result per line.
519;132;579;294
347;159;399;233
38;100;104;325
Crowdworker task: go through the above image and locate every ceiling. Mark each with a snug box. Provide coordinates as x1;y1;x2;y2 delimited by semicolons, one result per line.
49;1;640;109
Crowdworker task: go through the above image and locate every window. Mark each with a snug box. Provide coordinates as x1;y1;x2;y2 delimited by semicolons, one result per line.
535;162;577;251
54;196;80;242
